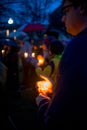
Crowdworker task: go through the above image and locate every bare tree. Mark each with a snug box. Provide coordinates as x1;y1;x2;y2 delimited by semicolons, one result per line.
0;0;60;26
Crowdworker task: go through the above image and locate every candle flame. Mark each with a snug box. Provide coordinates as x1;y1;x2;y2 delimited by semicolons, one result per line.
24;52;28;58
37;55;45;66
32;52;35;57
36;74;53;95
1;49;5;55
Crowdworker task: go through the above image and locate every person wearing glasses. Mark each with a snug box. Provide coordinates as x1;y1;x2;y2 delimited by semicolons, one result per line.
35;0;87;130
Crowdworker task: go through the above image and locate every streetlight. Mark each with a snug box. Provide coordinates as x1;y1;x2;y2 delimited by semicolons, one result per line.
6;18;14;36
8;18;14;24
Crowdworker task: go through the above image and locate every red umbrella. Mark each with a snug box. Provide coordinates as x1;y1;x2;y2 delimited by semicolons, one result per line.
22;23;47;32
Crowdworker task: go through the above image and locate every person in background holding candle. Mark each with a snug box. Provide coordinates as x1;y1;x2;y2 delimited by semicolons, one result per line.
35;0;87;130
35;39;64;86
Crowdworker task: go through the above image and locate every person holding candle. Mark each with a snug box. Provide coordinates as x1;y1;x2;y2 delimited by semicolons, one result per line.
35;0;87;130
35;39;64;85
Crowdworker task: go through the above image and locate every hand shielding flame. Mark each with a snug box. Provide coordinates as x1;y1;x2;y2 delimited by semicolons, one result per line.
36;74;54;95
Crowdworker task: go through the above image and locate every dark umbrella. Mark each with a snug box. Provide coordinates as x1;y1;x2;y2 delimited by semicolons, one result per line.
0;39;18;47
22;23;47;32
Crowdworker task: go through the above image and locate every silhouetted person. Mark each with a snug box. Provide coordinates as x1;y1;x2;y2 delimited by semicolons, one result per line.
36;0;87;130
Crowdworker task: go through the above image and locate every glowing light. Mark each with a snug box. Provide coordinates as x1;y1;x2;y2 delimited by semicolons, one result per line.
37;55;45;66
24;52;28;58
1;49;5;55
6;29;9;36
13;29;16;32
36;75;53;95
8;18;14;24
32;52;35;57
13;30;17;40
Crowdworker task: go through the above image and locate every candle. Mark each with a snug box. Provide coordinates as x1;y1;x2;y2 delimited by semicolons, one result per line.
32;52;35;57
37;55;45;66
36;74;53;95
24;52;28;58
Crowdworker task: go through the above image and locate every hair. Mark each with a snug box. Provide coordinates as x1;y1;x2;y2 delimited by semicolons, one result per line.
49;40;64;55
46;31;59;39
62;0;87;14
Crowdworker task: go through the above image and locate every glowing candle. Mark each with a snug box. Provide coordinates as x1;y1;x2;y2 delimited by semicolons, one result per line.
1;49;5;55
32;52;35;57
37;55;45;66
24;52;28;58
36;75;53;95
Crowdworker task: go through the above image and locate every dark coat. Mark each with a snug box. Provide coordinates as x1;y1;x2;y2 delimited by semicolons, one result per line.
37;28;87;130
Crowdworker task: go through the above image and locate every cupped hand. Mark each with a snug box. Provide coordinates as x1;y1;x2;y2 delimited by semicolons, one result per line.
36;74;55;96
36;93;51;106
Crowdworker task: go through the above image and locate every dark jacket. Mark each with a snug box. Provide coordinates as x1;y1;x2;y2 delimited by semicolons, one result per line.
37;28;87;130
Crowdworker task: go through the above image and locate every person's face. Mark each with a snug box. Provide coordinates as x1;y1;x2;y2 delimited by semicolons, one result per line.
61;0;82;36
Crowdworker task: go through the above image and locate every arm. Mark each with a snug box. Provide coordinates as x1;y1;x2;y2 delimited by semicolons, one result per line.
36;42;82;129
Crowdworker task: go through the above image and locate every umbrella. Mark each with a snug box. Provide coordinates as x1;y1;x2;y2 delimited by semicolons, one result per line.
21;23;47;32
0;39;17;47
8;31;29;40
